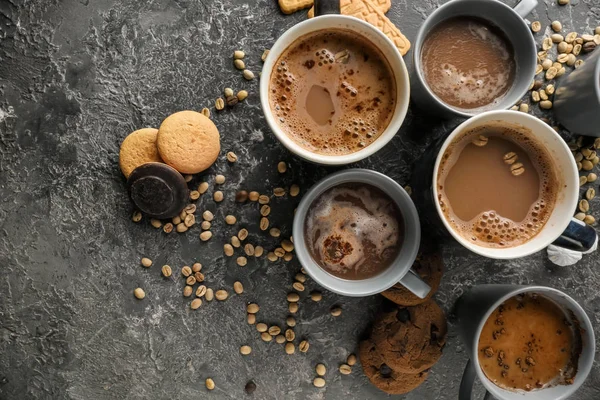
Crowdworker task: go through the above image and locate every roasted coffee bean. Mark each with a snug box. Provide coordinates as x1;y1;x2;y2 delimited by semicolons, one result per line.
245;381;257;394
226;95;239;106
236;190;248;202
472;135;488;147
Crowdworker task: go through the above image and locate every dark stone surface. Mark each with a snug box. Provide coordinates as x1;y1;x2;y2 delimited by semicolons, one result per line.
1;0;599;399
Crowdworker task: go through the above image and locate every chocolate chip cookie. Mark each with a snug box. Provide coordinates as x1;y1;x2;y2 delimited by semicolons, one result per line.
382;240;443;306
371;299;447;374
359;339;429;394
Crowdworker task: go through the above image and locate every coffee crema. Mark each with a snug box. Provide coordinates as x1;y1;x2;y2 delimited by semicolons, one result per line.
421;17;516;111
478;293;581;392
437;122;559;248
268;29;396;156
304;183;403;280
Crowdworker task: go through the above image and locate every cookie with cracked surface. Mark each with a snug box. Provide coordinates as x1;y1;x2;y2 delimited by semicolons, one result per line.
119;128;162;178
382;240;443;306
359;339;429;394
157;110;220;174
371;299;447;374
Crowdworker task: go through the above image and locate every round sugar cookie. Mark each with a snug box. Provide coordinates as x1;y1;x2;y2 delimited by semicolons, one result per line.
157;111;220;174
119;128;162;178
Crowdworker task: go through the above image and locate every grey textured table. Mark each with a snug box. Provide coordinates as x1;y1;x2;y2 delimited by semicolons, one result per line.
1;0;599;399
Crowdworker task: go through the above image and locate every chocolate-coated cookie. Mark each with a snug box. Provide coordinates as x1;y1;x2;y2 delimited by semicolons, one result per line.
382;240;443;306
127;162;188;219
359;339;429;395
371;299;447;374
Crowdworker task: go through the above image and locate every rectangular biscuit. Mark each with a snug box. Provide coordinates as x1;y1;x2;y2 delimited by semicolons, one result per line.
340;0;411;56
279;0;314;14
307;0;391;18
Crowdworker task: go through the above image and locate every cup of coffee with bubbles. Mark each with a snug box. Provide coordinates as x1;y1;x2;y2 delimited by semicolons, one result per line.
411;0;539;118
293;169;430;298
456;285;595;400
433;110;597;259
260;0;410;165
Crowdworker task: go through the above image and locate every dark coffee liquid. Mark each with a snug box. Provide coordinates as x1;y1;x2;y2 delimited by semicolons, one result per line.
421;17;516;111
304;183;403;280
478;293;581;392
268;29;396;156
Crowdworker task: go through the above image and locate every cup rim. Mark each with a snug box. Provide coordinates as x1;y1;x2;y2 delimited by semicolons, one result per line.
432;110;578;259
260;14;410;165
470;286;595;399
412;0;538;118
292;169;421;297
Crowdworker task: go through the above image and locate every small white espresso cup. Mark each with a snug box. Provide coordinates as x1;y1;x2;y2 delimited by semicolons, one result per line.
432;110;597;259
260;14;410;165
456;285;595;400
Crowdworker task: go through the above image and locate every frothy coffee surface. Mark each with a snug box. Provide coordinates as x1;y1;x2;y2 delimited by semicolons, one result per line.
305;183;403;280
421;17;516;111
478;293;580;392
437;122;559;248
269;29;396;156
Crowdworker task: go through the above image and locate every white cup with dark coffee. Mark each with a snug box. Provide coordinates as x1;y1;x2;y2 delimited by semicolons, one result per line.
432;110;597;259
260;2;410;165
293;169;430;298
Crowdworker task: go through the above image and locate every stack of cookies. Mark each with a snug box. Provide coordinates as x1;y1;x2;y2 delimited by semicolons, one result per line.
359;242;447;395
119;110;220;178
119;110;221;218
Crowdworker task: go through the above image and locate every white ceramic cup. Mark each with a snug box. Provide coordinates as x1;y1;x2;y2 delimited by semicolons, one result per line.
432;110;597;259
260;14;410;165
456;285;595;400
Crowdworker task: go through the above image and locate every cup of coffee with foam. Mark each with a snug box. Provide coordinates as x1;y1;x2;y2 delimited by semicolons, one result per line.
411;0;538;118
433;110;597;259
293;169;430;298
456;285;595;400
260;1;410;165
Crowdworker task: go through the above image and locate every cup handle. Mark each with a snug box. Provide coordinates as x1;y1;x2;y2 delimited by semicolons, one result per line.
459;360;495;400
513;0;538;18
551;218;598;252
314;0;340;16
398;269;431;299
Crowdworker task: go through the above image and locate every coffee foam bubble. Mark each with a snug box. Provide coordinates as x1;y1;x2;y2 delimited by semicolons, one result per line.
306;185;400;273
437;123;558;248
